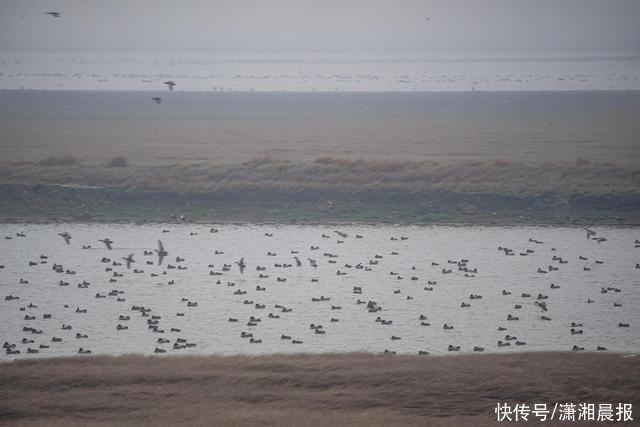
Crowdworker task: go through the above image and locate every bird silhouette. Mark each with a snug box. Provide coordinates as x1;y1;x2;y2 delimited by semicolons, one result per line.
99;238;113;250
58;232;71;245
236;257;246;274
45;12;61;18
163;81;176;91
122;253;134;269
156;240;168;265
150;97;162;104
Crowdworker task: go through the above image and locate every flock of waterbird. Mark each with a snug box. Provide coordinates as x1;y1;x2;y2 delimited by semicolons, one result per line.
21;9;636;357
2;224;638;358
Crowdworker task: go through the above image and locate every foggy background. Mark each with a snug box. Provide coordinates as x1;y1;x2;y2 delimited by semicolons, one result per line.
1;0;639;56
0;1;639;91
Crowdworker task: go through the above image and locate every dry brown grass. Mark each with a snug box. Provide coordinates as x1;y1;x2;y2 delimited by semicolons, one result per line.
0;352;638;426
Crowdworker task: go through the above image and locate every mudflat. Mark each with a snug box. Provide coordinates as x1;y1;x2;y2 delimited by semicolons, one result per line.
1;352;638;426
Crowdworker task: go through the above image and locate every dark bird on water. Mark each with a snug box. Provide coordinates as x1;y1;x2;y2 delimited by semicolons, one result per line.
45;12;61;17
99;238;113;250
163;81;176;91
150;97;162;104
156;240;168;265
59;232;71;245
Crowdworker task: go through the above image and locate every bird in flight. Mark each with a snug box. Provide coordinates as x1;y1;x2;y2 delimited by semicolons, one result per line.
58;232;71;245
156;240;168;265
163;81;176;91
122;253;135;269
99;238;114;250
236;257;246;274
45;12;61;18
150;97;163;104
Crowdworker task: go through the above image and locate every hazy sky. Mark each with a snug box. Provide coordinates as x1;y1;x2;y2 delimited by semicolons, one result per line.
1;0;639;56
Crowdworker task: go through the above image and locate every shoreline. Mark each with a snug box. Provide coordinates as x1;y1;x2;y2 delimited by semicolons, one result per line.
1;352;638;426
5;88;640;93
2;196;638;226
2;217;639;227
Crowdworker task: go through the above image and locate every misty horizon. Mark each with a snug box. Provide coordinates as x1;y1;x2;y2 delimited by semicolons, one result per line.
1;1;639;56
1;1;639;91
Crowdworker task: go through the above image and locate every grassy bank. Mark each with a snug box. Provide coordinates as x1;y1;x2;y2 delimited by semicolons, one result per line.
2;156;639;195
1;157;639;224
0;352;638;426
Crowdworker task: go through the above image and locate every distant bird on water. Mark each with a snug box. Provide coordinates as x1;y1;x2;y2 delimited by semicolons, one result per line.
59;232;71;245
163;81;176;91
150;97;163;104
99;238;114;250
45;12;61;18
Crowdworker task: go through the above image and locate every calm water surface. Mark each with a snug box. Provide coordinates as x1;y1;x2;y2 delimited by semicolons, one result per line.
1;223;638;359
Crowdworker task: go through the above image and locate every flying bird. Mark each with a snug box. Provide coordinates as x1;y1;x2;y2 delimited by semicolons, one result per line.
122;253;135;269
45;12;61;18
150;97;163;104
163;81;176;91
58;232;71;245
99;238;113;250
236;257;246;274
156;240;168;265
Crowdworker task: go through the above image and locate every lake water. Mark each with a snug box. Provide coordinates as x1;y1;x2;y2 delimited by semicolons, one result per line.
1;223;638;359
1;53;639;92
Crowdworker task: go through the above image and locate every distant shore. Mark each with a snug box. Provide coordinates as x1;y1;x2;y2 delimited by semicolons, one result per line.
1;352;638;426
1;90;638;225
